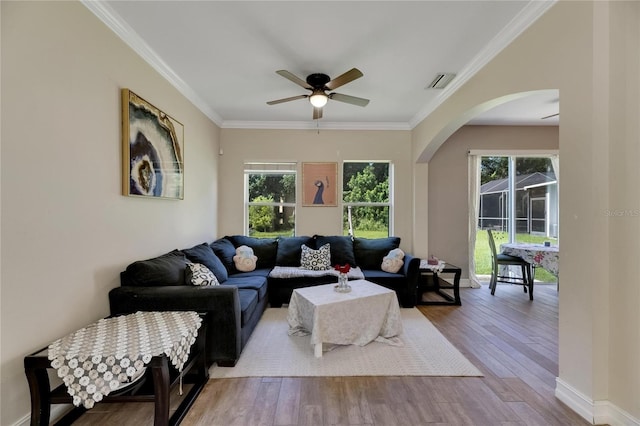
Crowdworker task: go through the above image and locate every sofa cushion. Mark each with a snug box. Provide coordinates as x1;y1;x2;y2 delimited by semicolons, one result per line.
210;238;238;274
227;235;278;270
276;236;313;266
362;269;405;289
182;243;228;282
236;288;259;327
224;275;268;301
314;235;356;267
124;250;188;287
300;243;331;270
186;263;220;286
353;237;401;270
229;268;271;279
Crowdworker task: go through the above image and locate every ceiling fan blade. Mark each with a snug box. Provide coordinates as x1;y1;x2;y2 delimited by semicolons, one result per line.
276;70;312;90
313;107;323;120
329;92;370;107
325;68;363;90
266;94;308;105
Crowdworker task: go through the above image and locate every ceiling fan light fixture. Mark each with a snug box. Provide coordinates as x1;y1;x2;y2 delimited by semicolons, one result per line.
309;92;328;108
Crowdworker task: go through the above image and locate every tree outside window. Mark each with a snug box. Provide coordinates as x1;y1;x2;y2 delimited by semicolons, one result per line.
342;162;391;238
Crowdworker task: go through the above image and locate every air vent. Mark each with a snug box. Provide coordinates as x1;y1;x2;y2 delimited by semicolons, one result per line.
426;73;456;89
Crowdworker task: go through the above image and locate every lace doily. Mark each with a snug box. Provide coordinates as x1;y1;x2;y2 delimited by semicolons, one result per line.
48;311;202;409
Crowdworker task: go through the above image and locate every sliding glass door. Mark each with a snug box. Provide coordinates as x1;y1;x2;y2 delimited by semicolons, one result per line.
474;154;558;282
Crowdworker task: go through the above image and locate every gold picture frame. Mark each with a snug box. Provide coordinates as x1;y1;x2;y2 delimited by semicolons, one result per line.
302;162;338;206
122;89;184;199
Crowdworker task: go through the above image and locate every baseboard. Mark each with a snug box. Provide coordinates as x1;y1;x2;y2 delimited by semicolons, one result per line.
555;378;640;425
12;404;71;426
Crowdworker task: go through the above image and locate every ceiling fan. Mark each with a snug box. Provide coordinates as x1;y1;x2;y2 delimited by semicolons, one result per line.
267;68;370;120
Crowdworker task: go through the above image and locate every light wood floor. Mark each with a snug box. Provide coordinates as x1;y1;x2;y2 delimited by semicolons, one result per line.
72;284;591;426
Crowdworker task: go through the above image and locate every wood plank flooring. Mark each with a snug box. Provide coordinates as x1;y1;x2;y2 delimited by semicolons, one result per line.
70;284;591;425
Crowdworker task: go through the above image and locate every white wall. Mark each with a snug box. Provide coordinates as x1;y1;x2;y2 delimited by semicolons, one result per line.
606;1;640;419
412;1;640;423
219;128;414;251
0;2;220;424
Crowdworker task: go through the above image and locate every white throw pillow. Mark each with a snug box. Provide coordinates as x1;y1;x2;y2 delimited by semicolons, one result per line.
186;262;220;286
300;243;331;271
233;245;257;272
381;248;405;273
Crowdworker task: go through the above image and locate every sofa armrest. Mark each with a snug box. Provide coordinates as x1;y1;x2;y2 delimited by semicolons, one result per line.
109;285;241;366
402;254;421;307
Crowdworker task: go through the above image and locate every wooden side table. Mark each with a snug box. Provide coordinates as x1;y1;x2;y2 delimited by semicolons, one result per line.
417;263;462;306
24;314;208;426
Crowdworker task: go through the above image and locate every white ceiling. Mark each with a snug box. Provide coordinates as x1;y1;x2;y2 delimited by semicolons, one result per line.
87;1;559;129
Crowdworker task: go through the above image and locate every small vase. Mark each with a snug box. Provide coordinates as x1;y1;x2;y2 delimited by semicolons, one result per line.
335;272;351;293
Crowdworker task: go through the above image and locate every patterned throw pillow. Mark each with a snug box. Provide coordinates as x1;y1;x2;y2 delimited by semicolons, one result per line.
300;243;331;271
186;262;220;286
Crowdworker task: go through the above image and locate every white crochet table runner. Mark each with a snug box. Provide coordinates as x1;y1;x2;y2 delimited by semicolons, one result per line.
419;259;446;274
47;311;202;409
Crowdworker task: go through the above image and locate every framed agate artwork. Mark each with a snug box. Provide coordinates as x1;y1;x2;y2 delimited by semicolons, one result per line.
122;89;184;199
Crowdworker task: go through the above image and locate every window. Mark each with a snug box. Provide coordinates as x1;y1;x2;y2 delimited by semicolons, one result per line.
245;163;296;237
342;162;392;238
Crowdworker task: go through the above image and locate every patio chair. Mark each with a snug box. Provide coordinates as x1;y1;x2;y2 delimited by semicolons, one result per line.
486;230;534;300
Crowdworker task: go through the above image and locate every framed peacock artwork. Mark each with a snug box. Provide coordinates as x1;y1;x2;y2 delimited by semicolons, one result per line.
302;162;337;206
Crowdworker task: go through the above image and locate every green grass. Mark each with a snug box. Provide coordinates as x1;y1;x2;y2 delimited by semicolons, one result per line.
249;230;389;239
475;230;557;282
344;229;389;239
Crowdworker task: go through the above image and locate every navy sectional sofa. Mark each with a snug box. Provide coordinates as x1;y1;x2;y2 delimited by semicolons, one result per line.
108;235;420;367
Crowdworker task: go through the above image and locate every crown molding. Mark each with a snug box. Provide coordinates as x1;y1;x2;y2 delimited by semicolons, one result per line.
221;121;411;131
408;0;557;129
81;0;224;126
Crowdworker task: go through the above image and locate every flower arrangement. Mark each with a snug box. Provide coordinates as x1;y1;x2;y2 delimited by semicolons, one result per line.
334;264;352;293
334;264;351;274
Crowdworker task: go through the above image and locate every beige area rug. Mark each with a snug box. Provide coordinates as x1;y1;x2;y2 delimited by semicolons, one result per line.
209;308;482;378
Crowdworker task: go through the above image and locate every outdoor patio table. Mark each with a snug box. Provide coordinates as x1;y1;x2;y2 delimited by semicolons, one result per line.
501;243;559;285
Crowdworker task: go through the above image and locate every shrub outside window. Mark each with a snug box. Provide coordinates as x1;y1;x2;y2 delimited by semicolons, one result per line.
245;163;296;237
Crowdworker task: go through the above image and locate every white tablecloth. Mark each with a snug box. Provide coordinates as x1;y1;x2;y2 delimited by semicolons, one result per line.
47;311;202;409
287;280;403;357
501;243;559;276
